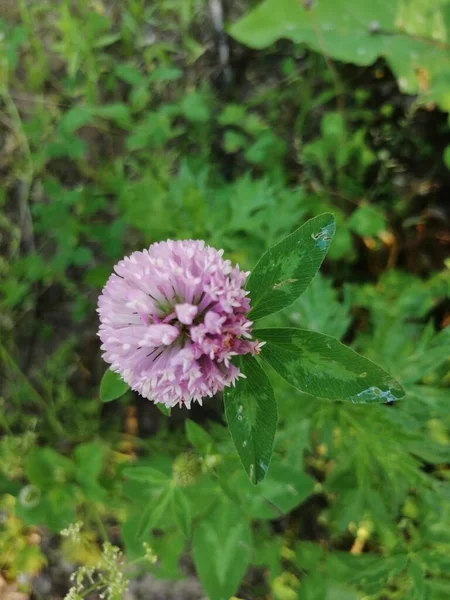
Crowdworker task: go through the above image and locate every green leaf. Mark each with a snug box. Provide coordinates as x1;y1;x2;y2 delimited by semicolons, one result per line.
25;448;75;489
181;92;210;123
247;213;335;320
92;104;132;128
348;204;387;237
137;486;173;539
172;487;192;538
16;486;77;532
295;541;326;572
255;328;405;403
93;33;121;48
345;554;409;594
233;460;315;519
289;273;351;340
73;442;104;481
229;0;450;112
257;463;315;514
444;145;450;170
59;106;93;135
123;466;171;486
185;420;216;455
408;560;427;600
193;497;252;600
73;442;106;501
224;355;277;484
148;67;183;82
100;369;129;402
156;404;171;416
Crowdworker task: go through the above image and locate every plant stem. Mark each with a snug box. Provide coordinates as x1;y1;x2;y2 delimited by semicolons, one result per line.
90;502;109;543
0;341;65;437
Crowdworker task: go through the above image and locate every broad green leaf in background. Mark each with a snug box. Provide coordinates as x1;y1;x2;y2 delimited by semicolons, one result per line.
345;554;410;594
99;369;129;402
348;203;387;237
73;442;106;502
15;485;77;532
247;213;335;320
25;448;75;489
59;106;93;136
122;513;185;577
181;91;211;122
123;466;171;486
92;104;132;128
255;328;405;403
224;355;278;484
295;541;326;573
137;485;173;539
257;463;315;514
230;0;450;111
185;419;216;455
172;487;192;538
288;273;352;340
299;574;361;600
444;145;450;170
232;461;315;520
73;442;104;481
193;498;252;600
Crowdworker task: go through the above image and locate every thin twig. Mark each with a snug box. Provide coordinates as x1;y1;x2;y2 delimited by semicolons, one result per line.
209;0;232;88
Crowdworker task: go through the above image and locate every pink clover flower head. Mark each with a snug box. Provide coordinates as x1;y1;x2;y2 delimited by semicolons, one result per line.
97;240;261;408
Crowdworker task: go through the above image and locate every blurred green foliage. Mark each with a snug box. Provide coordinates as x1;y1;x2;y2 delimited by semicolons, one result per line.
0;0;449;599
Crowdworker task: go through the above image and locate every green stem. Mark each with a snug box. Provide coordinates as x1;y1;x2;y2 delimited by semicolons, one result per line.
0;89;34;253
90;502;109;543
0;341;65;437
80;583;101;598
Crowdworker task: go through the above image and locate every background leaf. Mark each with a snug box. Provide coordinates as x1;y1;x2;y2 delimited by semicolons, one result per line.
137;486;173;539
172;487;192;538
185;420;216;455
231;460;315;519
193;497;252;600
123;467;171;486
229;0;450;111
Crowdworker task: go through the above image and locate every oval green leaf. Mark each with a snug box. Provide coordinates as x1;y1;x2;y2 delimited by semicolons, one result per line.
99;369;129;402
224;355;277;484
255;328;405;403
156;403;171;416
247;213;335;321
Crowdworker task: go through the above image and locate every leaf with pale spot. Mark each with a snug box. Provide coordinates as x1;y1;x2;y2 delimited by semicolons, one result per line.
224;355;277;484
255;328;405;403
246;213;335;321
